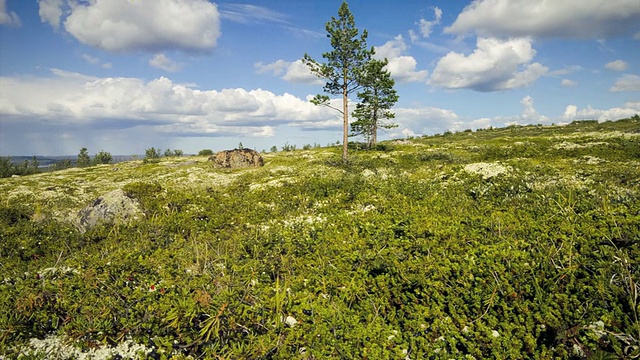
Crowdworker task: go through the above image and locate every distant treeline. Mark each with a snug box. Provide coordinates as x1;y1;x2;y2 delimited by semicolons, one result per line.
0;147;186;178
0;156;41;178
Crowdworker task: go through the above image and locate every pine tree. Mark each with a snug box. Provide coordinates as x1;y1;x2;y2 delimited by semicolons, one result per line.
77;148;91;167
350;58;399;149
94;150;112;165
303;1;373;163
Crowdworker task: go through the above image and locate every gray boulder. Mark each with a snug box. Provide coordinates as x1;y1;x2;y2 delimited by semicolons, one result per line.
77;189;144;232
209;148;264;168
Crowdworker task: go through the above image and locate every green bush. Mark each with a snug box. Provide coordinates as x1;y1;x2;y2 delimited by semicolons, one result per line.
93;150;112;165
143;147;162;163
198;149;214;156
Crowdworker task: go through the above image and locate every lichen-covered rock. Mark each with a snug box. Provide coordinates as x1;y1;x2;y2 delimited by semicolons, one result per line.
77;189;144;232
208;148;264;168
463;162;511;179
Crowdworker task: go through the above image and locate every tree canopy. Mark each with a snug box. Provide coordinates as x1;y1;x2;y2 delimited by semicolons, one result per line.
303;1;373;163
351;58;399;148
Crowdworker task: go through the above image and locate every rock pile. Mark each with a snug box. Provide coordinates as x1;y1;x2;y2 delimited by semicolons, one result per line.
209;148;264;168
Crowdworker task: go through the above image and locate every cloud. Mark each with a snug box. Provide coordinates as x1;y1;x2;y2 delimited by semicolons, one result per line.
561;79;577;87
610;74;640;92
549;65;584;76
219;4;321;40
429;37;548;91
255;60;290;76
605;60;628;71
417;7;442;38
390;106;461;136
82;54;99;65
283;60;324;84
563;105;578;119
0;69;336;137
563;102;640;121
256;59;323;85
38;0;63;28
82;54;113;69
374;35;429;83
261;37;429;85
394;96;639;138
219;3;287;24
445;0;640;39
0;0;21;27
38;0;221;53
149;53;181;72
519;95;549;123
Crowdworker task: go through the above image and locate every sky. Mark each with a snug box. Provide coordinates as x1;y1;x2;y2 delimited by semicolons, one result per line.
0;0;639;156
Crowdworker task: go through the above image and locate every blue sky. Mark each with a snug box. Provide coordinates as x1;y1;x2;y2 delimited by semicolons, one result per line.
1;0;639;156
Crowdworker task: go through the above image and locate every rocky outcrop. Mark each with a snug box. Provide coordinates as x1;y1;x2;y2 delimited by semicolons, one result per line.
209;148;264;169
77;189;144;232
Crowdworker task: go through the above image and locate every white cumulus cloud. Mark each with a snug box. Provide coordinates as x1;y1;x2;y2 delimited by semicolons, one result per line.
391;106;460;136
38;0;63;28
605;60;628;71
38;0;221;53
256;59;323;85
374;35;429;83
610;74;640;92
149;54;181;72
561;79;577;87
563;102;640;121
255;60;290;76
429;37;548;91
283;60;324;84
0;69;337;137
445;0;640;39
417;7;442;38
0;0;21;27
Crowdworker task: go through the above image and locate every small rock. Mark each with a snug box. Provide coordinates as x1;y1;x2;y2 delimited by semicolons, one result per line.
283;315;298;327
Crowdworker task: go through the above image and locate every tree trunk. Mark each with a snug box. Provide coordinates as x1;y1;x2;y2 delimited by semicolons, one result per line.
372;119;377;148
342;83;348;163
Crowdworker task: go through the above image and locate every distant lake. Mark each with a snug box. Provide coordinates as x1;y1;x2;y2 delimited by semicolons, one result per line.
7;155;144;168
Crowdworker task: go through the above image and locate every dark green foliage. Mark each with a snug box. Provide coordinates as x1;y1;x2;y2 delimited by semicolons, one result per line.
281;142;296;151
143;147;162;163
198;149;214;156
51;159;72;171
350;58;399;148
93;150;112;165
163;148;183;157
77;147;91;167
0;156;40;178
0;156;13;178
122;181;163;214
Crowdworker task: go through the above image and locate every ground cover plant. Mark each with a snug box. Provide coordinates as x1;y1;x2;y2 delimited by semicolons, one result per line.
0;118;639;359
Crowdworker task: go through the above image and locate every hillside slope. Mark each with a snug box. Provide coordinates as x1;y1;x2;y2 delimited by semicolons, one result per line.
1;119;639;359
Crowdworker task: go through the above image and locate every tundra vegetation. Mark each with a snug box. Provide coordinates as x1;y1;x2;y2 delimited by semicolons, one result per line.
0;118;639;359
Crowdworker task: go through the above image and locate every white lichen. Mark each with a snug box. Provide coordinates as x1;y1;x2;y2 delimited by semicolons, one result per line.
464;162;511;179
17;335;154;360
